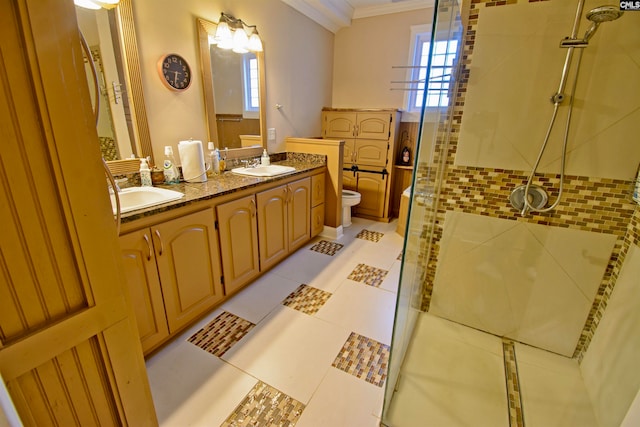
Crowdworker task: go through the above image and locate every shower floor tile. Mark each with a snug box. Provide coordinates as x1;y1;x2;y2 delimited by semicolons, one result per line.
221;381;305;427
332;332;390;387
282;284;332;315
188;311;255;357
347;263;389;288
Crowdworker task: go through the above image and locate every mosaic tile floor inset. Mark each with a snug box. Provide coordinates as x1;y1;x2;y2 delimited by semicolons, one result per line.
282;284;332;315
309;240;344;256
347;263;389;288
332;332;390;387
503;339;525;427
187;311;255;357
221;381;305;427
356;229;384;243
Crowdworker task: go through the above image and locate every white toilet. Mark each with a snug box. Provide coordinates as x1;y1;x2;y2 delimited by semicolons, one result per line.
342;190;361;227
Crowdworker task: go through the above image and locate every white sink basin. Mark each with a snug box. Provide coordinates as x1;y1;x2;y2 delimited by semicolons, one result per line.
111;187;184;214
231;165;296;177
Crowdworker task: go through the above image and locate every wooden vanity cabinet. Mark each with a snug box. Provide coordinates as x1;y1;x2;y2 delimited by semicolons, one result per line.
216;195;261;295
119;208;224;354
256;178;311;272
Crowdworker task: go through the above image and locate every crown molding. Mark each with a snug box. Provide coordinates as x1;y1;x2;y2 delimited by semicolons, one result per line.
353;0;432;19
282;0;432;33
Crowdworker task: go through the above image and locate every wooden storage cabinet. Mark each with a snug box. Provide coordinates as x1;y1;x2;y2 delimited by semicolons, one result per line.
311;173;325;237
217;195;261;295
119;208;224;354
323;109;399;221
256;178;311;272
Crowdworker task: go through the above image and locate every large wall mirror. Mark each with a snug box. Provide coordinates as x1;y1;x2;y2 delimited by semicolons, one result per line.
76;0;153;171
196;18;267;150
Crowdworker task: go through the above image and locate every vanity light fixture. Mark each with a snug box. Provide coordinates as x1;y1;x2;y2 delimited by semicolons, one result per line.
211;12;263;53
74;0;120;10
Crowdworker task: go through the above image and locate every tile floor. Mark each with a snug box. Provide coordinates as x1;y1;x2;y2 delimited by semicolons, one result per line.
146;217;404;427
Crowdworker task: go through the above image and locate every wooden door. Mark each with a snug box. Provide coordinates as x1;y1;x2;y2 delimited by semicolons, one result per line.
356;172;388;218
153;208;223;333
120;230;170;354
311;173;326;208
257;185;288;271
342;139;356;165
323;111;357;139
217;195;260;294
356;112;391;140
288;178;311;252
0;0;156;424
354;139;389;167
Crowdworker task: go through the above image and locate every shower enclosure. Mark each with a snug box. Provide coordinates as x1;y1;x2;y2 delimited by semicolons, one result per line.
382;1;640;425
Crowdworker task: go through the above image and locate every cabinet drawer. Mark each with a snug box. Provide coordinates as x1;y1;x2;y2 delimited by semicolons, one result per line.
311;204;325;237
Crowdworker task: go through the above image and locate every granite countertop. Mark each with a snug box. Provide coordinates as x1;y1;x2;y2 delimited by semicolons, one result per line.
119;157;325;223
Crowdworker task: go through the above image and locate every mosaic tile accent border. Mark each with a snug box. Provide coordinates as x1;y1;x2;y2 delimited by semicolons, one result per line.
502;339;525;427
413;0;638;361
309;240;344;256
576;206;640;361
347;263;389;288
355;229;385;243
221;381;305;427
188;311;255;357
282;284;332;315
332;332;390;387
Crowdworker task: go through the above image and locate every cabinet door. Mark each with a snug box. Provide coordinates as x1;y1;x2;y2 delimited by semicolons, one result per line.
311;173;326;207
342;139;356;165
119;230;170;354
356;112;391;140
311;205;325;238
153;208;224;333
323;111;357;138
217;195;260;294
343;171;357;191
288;178;311;252
356;172;388;218
257;185;289;271
354;139;388;167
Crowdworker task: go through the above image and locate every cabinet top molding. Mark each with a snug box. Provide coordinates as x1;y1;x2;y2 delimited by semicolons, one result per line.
322;107;401;112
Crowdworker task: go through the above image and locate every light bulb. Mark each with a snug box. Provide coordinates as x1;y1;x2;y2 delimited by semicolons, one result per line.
214;21;232;44
232;29;249;53
248;33;263;52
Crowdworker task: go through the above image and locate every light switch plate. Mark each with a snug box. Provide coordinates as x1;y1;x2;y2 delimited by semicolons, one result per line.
268;128;276;141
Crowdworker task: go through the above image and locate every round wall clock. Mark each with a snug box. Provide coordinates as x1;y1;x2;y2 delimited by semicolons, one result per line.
157;53;192;91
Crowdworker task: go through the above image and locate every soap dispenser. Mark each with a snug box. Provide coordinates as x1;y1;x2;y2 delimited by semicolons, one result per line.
261;149;270;166
139;158;152;187
163;146;180;184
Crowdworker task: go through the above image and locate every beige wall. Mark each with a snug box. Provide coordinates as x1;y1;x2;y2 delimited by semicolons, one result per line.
132;0;334;160
332;9;431;110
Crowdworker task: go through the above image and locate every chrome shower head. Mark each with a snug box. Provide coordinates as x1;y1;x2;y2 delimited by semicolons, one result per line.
586;5;624;23
583;5;623;42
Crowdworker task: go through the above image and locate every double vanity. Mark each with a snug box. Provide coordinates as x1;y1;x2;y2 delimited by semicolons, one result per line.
117;156;326;355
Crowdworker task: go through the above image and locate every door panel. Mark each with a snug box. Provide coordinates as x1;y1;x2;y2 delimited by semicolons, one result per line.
1;0;157;424
323;111;356;138
120;230;169;353
356;173;388;218
217;195;260;294
357;113;391;140
257;185;288;271
288;178;311;251
154;209;223;333
354;139;388;167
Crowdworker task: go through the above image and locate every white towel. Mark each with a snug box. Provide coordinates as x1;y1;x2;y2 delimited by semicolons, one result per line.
178;140;207;183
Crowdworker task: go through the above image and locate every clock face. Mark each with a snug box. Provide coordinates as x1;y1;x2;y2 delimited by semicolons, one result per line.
158;54;192;91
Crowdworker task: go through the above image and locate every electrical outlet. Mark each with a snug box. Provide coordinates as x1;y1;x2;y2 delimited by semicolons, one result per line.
268;128;276;141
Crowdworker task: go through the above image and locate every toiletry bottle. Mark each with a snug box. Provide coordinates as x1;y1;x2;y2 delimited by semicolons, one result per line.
140;158;152;187
219;148;228;172
213;149;220;175
163;146;180;184
261;149;270;166
207;142;216;177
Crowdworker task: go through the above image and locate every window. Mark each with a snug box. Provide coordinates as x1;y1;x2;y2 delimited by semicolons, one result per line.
242;53;259;117
407;31;458;111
